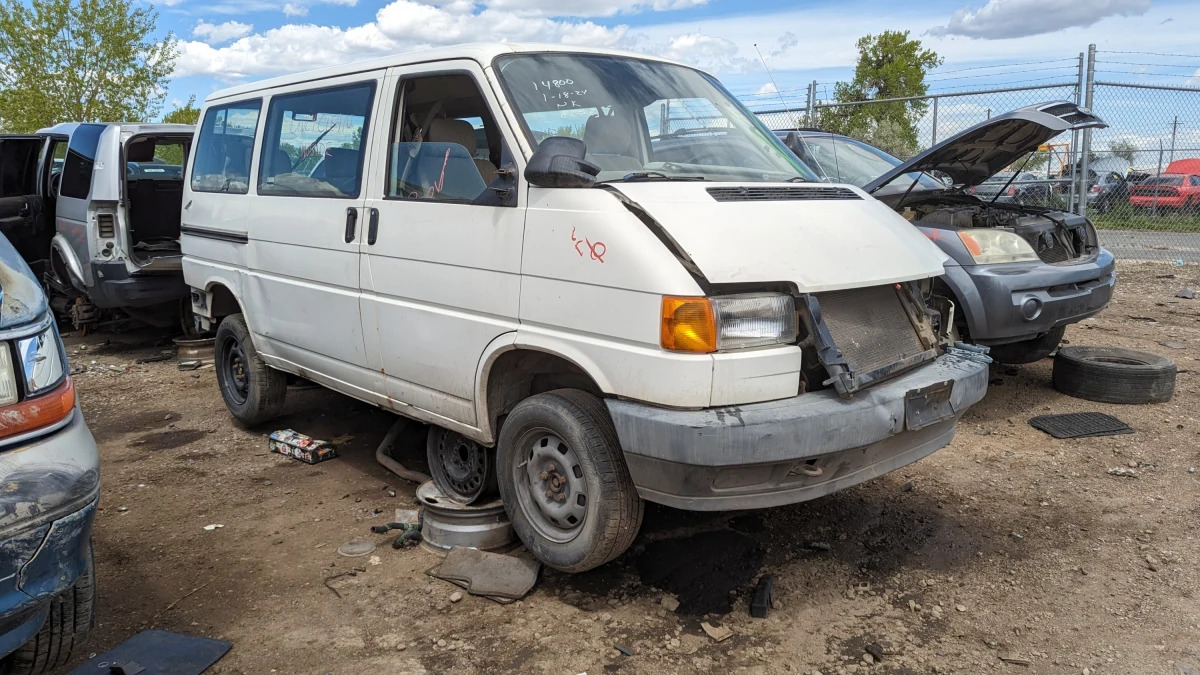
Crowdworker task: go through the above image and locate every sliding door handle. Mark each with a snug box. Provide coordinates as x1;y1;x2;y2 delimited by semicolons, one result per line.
344;207;357;243
367;208;379;245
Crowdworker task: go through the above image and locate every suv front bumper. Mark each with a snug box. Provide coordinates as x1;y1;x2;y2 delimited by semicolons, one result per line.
0;409;99;659
606;348;991;511
946;247;1116;344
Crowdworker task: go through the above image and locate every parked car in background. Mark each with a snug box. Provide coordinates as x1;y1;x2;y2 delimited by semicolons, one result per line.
0;123;194;332
182;43;992;573
0;234;98;674
1129;162;1200;212
970;171;1051;205
777;101;1116;364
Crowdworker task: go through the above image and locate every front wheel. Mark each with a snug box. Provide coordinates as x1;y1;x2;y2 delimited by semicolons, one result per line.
214;314;287;426
4;545;95;674
497;389;643;573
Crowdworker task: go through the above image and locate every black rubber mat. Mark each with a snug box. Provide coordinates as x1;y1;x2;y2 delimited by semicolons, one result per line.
1029;412;1133;439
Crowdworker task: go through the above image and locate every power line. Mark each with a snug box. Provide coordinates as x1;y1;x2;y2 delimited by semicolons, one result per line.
1096;60;1200;69
928;64;1080;82
1094;70;1200;79
930;57;1077;75
1098;50;1200;60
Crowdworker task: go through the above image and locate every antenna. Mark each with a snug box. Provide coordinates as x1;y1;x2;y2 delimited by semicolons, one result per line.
754;43;826;181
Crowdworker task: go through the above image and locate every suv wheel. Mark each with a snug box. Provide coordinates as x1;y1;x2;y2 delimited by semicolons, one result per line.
4;545;95;674
215;314;287;426
497;389;643;573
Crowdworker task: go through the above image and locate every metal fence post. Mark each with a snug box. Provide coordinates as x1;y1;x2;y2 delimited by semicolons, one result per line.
1078;44;1096;219
1069;51;1084;213
931;96;938;145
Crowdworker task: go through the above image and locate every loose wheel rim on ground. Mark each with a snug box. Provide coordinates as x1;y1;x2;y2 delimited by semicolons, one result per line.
513;431;588;544
428;427;494;504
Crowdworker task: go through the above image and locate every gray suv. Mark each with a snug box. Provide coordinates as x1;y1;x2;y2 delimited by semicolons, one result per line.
777;101;1115;363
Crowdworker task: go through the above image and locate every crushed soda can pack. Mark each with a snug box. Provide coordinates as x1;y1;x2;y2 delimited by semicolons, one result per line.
269;429;338;464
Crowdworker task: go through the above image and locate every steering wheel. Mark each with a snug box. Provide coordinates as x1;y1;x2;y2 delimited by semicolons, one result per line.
49;171;62;197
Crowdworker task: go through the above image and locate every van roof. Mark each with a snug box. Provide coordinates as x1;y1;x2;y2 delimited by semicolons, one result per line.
36;122;195;137
206;42;688;103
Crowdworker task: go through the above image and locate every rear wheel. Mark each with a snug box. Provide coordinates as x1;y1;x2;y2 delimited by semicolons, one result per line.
497;389;643;573
986;326;1066;365
4;545;95;675
214;313;286;426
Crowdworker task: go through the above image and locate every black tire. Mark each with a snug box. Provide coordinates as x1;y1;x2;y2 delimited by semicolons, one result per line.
4;545;95;675
1053;346;1176;404
427;426;498;505
214;314;287;426
497;389;643;573
986;326;1066;364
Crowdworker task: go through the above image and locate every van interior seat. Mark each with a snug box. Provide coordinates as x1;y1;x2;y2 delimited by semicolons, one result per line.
583;115;642;172
321;148;360;195
427;118;498;185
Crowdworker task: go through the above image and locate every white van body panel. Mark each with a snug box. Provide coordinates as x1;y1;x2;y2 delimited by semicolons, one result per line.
608;182;948;292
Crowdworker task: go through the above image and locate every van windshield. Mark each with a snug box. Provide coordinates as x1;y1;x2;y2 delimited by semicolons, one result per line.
494;53;818;183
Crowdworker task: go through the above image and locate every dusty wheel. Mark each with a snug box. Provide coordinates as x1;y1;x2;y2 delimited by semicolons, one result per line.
4;545;95;674
214;314;287;426
497;389;643;573
427;426;497;504
986;326;1066;364
1053;346;1176;404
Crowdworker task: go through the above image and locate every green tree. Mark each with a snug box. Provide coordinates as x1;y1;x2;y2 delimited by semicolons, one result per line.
163;94;201;125
820;31;942;157
0;0;177;132
1107;139;1137;164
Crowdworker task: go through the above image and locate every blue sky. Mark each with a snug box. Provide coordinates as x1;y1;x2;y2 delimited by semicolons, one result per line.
155;0;1200;163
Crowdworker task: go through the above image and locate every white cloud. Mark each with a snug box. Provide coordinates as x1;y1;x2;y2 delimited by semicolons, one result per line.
160;0;186;5
192;20;253;44
754;82;778;96
929;0;1151;39
282;2;307;15
484;0;706;18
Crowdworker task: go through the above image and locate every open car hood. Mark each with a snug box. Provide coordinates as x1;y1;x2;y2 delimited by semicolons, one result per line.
607;182;947;293
863;101;1106;193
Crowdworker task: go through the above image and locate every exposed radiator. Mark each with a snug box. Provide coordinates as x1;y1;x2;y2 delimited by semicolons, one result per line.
815;285;929;377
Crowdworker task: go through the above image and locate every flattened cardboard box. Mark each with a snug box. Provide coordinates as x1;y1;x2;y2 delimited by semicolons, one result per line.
269;429;337;464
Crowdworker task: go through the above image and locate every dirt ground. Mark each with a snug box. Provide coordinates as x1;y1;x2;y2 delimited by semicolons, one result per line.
62;261;1200;674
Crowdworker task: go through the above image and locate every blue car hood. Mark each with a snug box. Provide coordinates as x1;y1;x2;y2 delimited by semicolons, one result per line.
0;236;48;329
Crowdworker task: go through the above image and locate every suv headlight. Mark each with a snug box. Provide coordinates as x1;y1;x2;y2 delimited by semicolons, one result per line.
661;293;798;353
958;230;1040;265
0;323;75;442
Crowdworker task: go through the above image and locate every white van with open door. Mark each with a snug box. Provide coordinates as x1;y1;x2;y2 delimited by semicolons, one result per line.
182;43;991;572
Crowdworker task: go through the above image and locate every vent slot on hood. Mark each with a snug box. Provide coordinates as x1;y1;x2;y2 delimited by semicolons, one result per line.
707;186;860;202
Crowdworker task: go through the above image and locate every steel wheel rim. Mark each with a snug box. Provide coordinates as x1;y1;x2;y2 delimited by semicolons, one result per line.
430;430;490;503
221;336;249;405
514;431;588;543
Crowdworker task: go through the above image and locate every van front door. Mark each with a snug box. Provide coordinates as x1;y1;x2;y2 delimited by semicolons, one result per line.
244;76;384;401
0;136;48;268
360;63;522;428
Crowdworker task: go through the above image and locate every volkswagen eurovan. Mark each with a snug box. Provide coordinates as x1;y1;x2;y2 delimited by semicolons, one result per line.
181;43;991;572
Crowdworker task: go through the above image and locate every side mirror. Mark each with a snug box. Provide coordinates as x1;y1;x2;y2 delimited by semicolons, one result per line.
524;137;600;188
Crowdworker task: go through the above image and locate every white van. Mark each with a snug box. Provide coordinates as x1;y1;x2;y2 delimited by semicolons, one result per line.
181;43;991;572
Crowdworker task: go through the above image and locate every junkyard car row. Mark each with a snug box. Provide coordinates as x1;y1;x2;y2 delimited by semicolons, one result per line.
0;43;1136;670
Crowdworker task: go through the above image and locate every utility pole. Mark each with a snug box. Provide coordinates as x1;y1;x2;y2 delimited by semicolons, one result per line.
1169;116;1179;163
1079;43;1096;220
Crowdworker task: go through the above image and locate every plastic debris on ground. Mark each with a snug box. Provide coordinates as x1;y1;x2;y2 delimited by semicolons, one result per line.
427;546;540;604
269;429;339;464
750;574;774;618
337;539;377;557
701;621;733;642
1029;412;1133;439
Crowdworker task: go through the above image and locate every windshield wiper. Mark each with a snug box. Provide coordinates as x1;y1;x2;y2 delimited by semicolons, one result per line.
605;171;706;183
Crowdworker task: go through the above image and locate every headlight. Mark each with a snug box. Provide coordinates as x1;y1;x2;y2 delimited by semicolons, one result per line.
661;293;797;353
17;327;67;396
957;230;1040;264
0;347;17;406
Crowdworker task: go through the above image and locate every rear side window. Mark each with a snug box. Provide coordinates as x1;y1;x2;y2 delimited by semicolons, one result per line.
258;82;375;199
1191;176;1200;187
192;100;262;194
61;123;106;199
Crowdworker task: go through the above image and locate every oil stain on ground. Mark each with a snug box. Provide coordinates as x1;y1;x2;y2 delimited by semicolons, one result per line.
635;530;763;615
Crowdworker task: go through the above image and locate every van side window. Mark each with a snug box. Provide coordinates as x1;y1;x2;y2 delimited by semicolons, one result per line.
258;82;375;199
388;74;506;204
60;123;107;199
1191;175;1200;187
192;100;262;195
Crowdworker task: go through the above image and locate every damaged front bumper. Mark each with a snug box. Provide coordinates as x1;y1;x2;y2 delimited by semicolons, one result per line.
0;409;99;659
606;348;991;511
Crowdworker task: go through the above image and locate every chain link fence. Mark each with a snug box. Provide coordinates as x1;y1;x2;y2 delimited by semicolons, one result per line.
748;46;1200;262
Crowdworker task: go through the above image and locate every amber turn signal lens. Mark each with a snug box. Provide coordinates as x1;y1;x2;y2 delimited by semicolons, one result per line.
661;297;717;353
0;377;75;440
